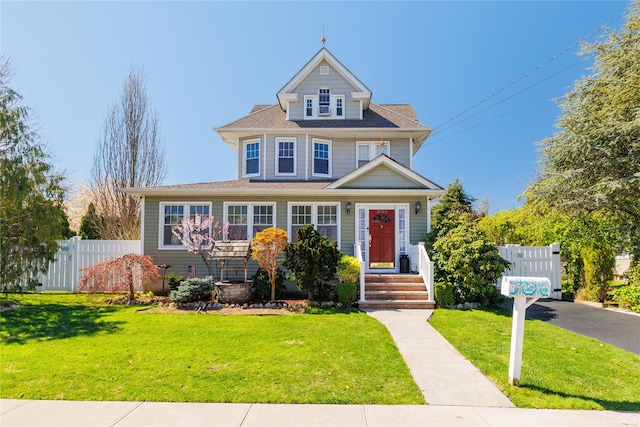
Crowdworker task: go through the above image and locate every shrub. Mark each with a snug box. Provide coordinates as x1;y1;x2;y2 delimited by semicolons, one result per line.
609;282;640;313
251;267;286;300
434;282;454;308
169;276;216;304
78;254;159;300
337;255;360;284
337;282;357;306
432;223;509;307
166;274;185;292
580;242;614;302
283;225;341;301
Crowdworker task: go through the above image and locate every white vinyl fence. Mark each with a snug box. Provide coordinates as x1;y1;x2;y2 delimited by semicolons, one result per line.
498;243;562;300
35;236;141;292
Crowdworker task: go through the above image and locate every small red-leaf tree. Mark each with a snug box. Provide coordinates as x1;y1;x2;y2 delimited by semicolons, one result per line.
251;227;288;301
78;254;159;300
171;214;223;276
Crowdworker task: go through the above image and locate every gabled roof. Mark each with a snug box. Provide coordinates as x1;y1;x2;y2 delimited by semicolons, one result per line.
277;47;372;110
215;103;433;152
328;154;443;191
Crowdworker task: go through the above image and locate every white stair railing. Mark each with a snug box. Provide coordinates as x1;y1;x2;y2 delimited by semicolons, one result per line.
354;242;366;302
411;242;435;303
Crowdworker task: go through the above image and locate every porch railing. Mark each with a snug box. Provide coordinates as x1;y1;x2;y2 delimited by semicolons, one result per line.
354;242;366;302
410;242;435;303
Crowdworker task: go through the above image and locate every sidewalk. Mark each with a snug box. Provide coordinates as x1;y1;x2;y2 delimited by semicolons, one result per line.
2;309;638;426
2;399;637;426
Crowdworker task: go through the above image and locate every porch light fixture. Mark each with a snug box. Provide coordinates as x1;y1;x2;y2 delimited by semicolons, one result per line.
346;201;352;215
415;201;422;215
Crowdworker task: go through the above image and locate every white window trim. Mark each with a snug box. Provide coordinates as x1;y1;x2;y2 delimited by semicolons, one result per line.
304;95;315;118
355;141;391;169
287;202;341;249
242;138;260;178
312;138;332;178
275;137;297;176
303;93;345;120
223;202;277;240
334;95;345;118
158;201;213;250
354;203;409;273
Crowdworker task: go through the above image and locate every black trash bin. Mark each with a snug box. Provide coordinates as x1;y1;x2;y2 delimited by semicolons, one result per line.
399;254;410;273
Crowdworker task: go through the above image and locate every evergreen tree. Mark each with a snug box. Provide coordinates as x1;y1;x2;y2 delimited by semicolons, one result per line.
79;202;101;240
0;58;67;289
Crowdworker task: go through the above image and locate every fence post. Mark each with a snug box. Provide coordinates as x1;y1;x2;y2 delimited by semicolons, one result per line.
550;242;561;300
70;236;82;292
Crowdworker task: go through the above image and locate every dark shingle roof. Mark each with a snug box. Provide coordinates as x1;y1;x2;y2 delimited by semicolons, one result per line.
217;103;430;130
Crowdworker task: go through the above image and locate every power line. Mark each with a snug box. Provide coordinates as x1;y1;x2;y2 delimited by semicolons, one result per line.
429;57;589;140
430;9;628;137
425;97;550;147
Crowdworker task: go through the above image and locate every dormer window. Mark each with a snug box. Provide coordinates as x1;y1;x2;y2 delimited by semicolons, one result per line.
306;99;313;117
318;88;330;116
303;92;345;120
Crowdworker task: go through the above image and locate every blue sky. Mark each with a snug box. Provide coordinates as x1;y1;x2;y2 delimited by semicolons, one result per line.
1;1;630;213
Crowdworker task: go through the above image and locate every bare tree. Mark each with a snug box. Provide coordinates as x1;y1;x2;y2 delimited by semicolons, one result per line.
90;68;166;239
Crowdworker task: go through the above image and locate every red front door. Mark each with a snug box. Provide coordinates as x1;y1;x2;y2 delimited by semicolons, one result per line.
369;210;395;269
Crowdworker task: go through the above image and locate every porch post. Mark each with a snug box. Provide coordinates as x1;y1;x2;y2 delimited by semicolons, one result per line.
426;197;432;233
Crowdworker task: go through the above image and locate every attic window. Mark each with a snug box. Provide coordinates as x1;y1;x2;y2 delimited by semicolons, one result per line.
318;88;330;116
320;66;329;75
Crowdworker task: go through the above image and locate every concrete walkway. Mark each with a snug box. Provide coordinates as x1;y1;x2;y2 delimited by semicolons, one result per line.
2;309;638;426
365;309;514;408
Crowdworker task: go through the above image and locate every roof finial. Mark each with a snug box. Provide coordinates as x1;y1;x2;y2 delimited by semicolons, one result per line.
321;24;326;45
381;131;385;148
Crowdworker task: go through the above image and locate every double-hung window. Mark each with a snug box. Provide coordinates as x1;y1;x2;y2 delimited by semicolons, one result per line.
224;202;276;240
356;141;390;168
276;138;296;175
244;139;260;177
305;98;313;117
313;139;331;177
288;203;340;248
160;202;212;249
318;88;330;115
336;97;343;117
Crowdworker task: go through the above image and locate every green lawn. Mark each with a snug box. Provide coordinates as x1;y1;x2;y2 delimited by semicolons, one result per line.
0;294;423;404
429;308;640;411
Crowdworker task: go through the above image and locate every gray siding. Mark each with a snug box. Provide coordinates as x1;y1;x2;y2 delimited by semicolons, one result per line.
344;165;423;189
287;60;361;121
389;140;411;168
239;136;414;182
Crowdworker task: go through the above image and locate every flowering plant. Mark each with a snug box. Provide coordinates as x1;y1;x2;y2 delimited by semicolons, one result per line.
172;214;223;275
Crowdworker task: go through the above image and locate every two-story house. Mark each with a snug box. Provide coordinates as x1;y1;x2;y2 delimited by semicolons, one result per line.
127;47;446;308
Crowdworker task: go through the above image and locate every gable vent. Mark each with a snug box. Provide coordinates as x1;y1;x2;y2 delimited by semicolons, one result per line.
320;66;329;75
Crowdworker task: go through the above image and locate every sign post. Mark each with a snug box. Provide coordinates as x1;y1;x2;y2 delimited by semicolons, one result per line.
501;276;551;385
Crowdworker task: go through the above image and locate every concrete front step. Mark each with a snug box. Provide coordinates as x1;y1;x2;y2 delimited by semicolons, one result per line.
366;283;427;292
359;300;435;309
365;290;429;301
365;274;424;284
363;274;431;309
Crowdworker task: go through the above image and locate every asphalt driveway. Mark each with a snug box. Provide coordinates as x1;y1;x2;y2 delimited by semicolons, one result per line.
503;299;640;355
